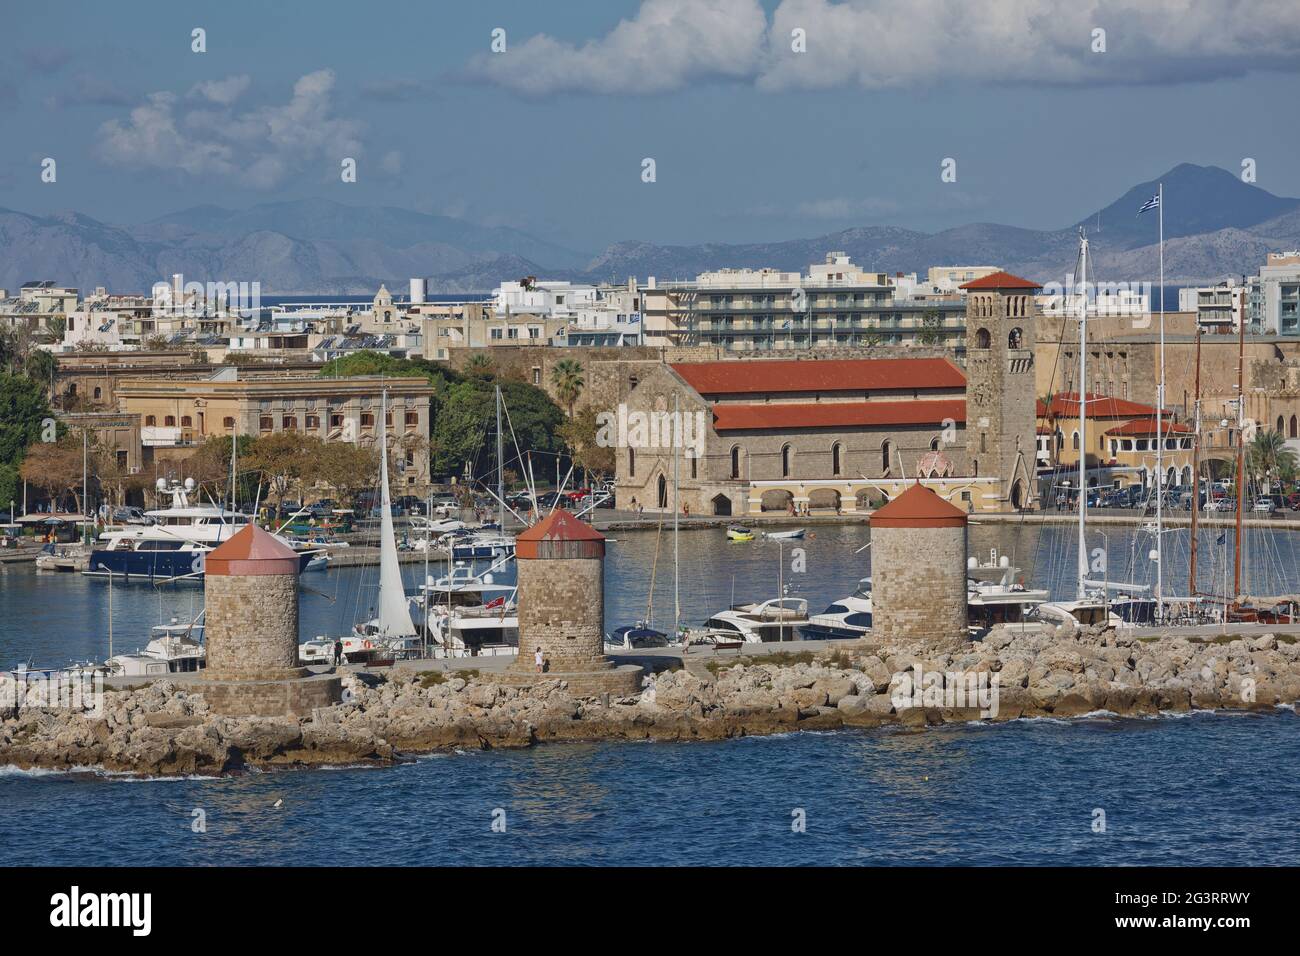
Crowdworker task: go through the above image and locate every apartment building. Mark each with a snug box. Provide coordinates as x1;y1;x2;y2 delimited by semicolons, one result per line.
639;253;968;351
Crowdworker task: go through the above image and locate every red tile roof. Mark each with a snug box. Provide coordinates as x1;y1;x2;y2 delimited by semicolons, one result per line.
1037;393;1166;420
206;524;301;576
959;270;1042;290
1104;417;1193;437
870;482;967;528
711;399;966;432
670;357;965;396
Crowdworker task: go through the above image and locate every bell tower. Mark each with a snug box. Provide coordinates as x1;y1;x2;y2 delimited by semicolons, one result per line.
961;271;1041;511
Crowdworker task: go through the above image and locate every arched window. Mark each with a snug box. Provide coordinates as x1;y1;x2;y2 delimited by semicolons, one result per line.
975;327;991;349
780;444;792;478
1072;430;1080;450
881;439;892;475
730;445;741;479
93;387;102;400
930;436;941;451
223;416;235;429
690;454;697;480
1291;415;1298;439
657;473;668;509
1278;415;1285;433
1008;327;1023;349
831;442;843;476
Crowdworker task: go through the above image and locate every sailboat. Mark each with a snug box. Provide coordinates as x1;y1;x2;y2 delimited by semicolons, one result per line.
1034;230;1123;631
312;390;422;664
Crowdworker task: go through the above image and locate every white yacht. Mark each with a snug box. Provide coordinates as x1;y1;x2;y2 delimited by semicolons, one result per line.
801;580;873;640
411;564;518;658
697;597;809;644
965;550;1052;634
87;478;318;581
104;619;206;677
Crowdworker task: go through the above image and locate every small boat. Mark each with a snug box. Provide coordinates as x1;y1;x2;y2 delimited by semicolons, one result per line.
104;619;206;677
726;525;755;542
763;528;806;540
605;623;672;650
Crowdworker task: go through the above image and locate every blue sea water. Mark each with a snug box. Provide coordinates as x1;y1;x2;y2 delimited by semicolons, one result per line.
1;710;1295;866
3;523;1300;866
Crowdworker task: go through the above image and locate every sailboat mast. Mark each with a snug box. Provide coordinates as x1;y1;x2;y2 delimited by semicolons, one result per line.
230;423;238;513
673;394;680;637
1189;325;1202;595
495;386;504;531
1233;306;1246;599
1077;232;1089;600
1154;181;1165;618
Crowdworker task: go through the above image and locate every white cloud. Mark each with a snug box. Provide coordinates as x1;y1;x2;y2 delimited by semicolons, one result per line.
463;0;1300;95
191;74;251;106
462;0;768;95
95;70;363;189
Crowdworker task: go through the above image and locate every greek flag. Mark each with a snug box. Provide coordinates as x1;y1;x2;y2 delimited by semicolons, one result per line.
1138;193;1160;214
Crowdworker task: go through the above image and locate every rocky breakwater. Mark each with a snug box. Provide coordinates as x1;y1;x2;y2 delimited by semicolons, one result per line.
3;626;1300;776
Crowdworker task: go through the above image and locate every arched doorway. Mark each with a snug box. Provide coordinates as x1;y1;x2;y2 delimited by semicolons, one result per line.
1010;480;1026;510
711;494;732;516
657;474;668;509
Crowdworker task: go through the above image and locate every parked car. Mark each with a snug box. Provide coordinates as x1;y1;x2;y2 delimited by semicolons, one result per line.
1208;497;1237;513
112;507;153;525
1100;490;1129;509
1252;496;1279;514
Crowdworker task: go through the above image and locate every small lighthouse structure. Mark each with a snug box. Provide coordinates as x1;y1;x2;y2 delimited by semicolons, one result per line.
201;524;340;716
869;483;968;647
503;510;642;695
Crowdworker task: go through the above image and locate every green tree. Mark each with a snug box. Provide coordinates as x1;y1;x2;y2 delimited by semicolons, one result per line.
550;358;585;417
1248;428;1298;491
0;372;54;507
559;404;614;478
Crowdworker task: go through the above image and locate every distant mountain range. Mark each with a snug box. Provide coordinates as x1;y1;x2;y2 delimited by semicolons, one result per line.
2;164;1297;296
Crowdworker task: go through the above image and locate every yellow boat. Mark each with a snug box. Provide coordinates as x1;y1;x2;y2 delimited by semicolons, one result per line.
726;525;755;542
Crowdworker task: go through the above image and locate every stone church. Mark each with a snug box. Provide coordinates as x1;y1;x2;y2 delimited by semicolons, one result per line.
612;272;1041;516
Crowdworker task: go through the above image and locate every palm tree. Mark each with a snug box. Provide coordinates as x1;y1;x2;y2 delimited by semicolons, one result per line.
550;359;585;417
1248;428;1298;492
464;354;494;380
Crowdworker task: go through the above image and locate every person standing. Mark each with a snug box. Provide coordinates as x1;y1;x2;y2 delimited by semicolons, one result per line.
534;647;545;673
333;638;343;666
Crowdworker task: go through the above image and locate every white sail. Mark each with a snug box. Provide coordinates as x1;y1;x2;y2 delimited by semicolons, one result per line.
377;391;417;637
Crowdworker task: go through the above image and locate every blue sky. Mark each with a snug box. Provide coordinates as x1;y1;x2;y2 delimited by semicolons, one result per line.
3;0;1300;254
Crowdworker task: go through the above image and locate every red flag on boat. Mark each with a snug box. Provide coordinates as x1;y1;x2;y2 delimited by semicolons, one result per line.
485;596;506;609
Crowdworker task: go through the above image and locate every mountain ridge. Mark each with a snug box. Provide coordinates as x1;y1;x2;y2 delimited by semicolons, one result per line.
2;165;1296;295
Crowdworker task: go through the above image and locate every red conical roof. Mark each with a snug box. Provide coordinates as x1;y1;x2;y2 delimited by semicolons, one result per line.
516;509;605;559
870;483;967;528
205;523;302;576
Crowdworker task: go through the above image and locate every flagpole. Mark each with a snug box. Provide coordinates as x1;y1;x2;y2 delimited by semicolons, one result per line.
1155;181;1164;620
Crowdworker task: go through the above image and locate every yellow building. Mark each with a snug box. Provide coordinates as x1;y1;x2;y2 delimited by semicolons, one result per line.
115;370;434;488
1037;392;1195;490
